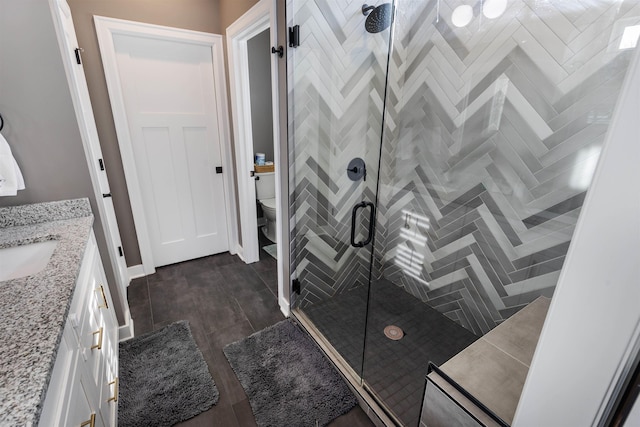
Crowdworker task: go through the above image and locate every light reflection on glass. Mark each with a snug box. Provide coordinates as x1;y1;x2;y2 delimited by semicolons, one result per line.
620;25;640;49
570;146;602;191
394;211;430;287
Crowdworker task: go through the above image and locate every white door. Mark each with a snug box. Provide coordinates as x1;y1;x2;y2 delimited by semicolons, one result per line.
111;34;229;267
49;0;129;296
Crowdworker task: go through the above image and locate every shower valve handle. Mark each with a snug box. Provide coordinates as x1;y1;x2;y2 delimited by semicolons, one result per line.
346;158;367;181
346;166;366;180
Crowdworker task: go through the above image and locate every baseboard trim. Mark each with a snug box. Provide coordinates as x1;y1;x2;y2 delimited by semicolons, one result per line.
279;298;290;318
118;311;135;342
229;242;240;256
127;264;145;281
235;244;246;262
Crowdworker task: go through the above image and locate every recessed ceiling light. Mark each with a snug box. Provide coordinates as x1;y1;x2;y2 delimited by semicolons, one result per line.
452;5;474;28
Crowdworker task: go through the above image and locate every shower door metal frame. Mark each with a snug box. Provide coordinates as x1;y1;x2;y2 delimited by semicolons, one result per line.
287;0;401;423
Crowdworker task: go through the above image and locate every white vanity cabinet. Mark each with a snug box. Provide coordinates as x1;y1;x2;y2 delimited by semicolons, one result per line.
39;231;119;427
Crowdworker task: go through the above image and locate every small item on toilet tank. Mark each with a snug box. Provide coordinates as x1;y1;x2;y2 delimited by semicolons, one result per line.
255;153;266;166
265;161;274;166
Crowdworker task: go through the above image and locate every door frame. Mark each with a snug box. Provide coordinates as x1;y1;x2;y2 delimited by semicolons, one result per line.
94;16;238;275
226;0;281;264
227;0;289;316
48;0;134;339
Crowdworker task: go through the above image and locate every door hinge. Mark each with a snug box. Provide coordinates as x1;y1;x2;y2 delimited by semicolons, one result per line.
216;166;223;174
289;25;300;48
118;246;124;257
74;47;84;65
98;158;105;171
271;46;284;58
292;279;301;295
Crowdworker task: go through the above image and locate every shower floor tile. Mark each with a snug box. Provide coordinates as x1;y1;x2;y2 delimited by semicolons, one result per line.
304;279;479;427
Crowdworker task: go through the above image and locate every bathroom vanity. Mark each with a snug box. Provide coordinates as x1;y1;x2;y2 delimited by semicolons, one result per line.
0;199;119;426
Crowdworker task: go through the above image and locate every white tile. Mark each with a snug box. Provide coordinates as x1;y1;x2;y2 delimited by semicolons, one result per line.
512;27;568;84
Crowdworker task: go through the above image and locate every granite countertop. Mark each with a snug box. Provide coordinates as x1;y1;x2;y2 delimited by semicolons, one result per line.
0;199;93;426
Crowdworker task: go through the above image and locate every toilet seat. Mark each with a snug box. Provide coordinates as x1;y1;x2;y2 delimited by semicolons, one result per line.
260;198;276;211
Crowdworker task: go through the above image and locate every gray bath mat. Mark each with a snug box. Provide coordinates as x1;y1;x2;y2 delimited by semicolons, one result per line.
223;319;357;427
119;321;219;426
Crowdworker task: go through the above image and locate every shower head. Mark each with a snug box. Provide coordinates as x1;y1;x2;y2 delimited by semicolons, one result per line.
362;3;392;33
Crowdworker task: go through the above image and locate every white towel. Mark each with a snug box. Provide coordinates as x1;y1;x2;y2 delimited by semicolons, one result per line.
0;132;25;196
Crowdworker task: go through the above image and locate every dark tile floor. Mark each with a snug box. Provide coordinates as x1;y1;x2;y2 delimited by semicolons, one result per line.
126;239;373;426
304;279;479;427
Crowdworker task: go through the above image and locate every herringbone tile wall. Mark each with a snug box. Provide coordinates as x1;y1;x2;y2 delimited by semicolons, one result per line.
288;0;640;335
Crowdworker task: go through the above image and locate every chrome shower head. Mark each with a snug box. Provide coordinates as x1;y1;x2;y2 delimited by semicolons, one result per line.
362;3;392;33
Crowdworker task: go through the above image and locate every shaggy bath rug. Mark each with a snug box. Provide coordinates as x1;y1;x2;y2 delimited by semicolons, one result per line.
118;321;219;426
223;319;357;427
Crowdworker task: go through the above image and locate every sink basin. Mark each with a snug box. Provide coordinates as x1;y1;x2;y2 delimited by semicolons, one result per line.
0;240;58;282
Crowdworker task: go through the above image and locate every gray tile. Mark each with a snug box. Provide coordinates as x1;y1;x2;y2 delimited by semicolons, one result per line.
194;287;249;334
483;297;550;366
127;277;149;307
231;398;257;427
147;277;194;325
328;405;375;427
235;288;285;332
207;320;255;352
441;339;529;425
129;300;153;336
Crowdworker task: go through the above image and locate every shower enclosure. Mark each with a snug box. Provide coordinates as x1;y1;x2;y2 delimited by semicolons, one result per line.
287;0;640;424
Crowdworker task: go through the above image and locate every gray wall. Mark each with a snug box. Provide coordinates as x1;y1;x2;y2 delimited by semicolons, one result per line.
248;29;274;162
0;0;125;324
67;0;224;266
66;0;283;262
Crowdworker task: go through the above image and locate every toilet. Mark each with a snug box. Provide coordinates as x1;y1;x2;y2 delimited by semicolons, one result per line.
255;171;277;243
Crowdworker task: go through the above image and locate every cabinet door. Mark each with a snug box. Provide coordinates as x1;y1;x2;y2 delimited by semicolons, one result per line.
87;236;119;427
63;374;106;427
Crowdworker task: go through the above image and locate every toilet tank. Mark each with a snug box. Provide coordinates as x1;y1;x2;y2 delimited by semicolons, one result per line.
255;172;275;199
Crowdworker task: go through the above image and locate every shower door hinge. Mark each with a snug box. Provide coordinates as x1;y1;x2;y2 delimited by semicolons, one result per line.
98;158;105;171
292;279;301;295
289;25;300;48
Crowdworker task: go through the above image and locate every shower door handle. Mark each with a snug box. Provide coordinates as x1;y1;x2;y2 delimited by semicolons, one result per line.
350;201;375;248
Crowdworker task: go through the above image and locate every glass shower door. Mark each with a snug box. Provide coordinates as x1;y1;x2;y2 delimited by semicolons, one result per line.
362;0;640;425
287;0;393;380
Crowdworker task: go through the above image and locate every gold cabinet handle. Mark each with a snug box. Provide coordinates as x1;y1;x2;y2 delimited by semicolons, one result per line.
91;327;103;350
97;285;109;309
108;377;119;402
80;413;95;427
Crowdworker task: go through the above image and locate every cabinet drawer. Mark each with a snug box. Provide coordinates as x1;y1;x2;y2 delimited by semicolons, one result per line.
39;230;119;427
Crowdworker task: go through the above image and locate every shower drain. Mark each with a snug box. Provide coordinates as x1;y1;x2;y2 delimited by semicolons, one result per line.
384;325;404;341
